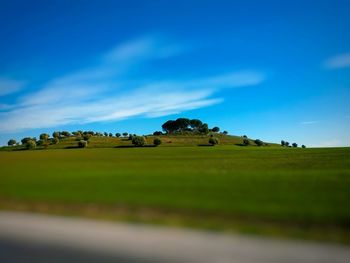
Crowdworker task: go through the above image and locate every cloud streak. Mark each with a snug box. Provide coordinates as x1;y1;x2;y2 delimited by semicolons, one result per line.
0;78;25;96
300;121;319;125
324;53;350;69
0;36;265;133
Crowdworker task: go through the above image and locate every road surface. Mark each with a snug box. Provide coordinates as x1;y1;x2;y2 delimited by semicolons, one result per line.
0;211;349;263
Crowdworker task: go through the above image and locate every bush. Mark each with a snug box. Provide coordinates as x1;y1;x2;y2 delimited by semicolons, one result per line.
78;140;88;148
7;139;16;146
209;137;219;146
302;145;306;148
153;138;162;146
26;140;36;149
132;136;146;147
254;139;264;146
292;143;298;148
223;131;228;135
243;138;250;146
153;131;163;136
115;133;121;137
281;140;285;146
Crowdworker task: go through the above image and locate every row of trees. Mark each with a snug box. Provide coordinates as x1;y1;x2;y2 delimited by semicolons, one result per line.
281;140;306;148
52;131;131;139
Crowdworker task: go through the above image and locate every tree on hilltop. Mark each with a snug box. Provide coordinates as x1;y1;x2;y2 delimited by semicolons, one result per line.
7;139;16;146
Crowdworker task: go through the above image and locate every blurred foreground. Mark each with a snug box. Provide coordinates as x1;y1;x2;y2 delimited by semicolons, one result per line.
1;211;350;263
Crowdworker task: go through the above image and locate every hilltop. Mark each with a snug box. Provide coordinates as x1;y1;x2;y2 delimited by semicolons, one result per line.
2;118;296;150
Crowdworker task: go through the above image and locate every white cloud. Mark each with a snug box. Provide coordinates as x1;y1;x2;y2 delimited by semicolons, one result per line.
300;121;319;125
324;53;350;69
0;36;265;134
0;78;25;96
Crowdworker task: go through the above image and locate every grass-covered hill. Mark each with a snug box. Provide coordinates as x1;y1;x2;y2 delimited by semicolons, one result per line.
2;133;280;151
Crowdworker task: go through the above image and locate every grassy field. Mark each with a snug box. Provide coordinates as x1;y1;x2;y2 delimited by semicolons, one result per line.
0;146;349;243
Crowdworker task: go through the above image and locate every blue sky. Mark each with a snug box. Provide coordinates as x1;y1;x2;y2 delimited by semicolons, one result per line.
0;0;349;147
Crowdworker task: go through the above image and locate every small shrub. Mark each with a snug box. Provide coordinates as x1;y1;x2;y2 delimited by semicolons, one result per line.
78;140;88;148
153;138;162;146
132;136;146;147
209;137;219;146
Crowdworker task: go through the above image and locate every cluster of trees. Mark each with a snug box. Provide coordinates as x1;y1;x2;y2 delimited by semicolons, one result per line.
161;118;226;135
281;140;306;148
242;137;264;146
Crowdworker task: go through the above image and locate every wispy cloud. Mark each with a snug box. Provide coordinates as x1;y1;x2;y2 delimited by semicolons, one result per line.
0;36;265;133
0;77;25;96
324;53;350;69
300;121;319;125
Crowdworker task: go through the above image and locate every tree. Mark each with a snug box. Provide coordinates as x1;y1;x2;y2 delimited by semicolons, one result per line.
39;133;49;141
26;139;36;149
209;137;219;146
254;139;264;146
285;141;290;147
292;143;298;148
7;139;16;146
302;145;306;148
223;131;228;135
21;137;32;145
52;137;59;144
115;133;121;137
162;120;176;133
61;131;71;137
83;134;92;141
212;126;220;133
243;138;250;146
153;138;162;146
123;132;128;137
242;135;248;138
104;132;108;137
189;119;203;130
281;140;285;146
153;131;163;136
109;133;113;137
78;140;88;148
198;123;209;134
52;131;60;138
132;136;146;147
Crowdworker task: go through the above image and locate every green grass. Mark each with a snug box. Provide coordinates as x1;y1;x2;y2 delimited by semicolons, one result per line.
0;146;349;243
